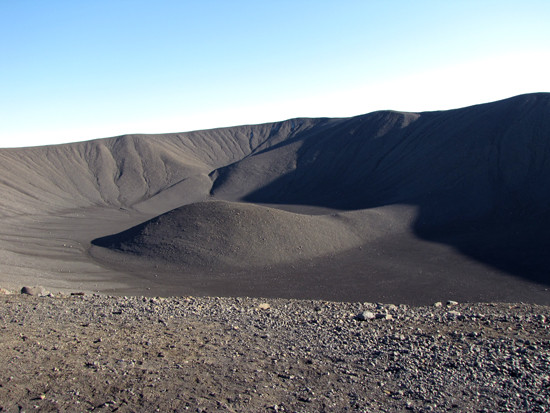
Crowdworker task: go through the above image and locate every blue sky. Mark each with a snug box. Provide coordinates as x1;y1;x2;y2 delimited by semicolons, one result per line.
1;1;549;148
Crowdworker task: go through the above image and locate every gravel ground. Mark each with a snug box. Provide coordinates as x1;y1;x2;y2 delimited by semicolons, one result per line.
1;289;549;412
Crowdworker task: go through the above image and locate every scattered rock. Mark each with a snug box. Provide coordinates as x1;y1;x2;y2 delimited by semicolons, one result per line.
356;311;375;321
433;302;443;307
0;294;548;412
20;286;48;296
258;303;270;310
447;300;459;306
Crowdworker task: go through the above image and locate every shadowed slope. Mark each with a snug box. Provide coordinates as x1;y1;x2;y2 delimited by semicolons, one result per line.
207;93;550;283
211;94;550;227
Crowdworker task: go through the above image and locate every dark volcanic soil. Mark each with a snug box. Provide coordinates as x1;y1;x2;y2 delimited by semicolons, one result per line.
2;95;550;412
1;291;549;412
1;93;550;305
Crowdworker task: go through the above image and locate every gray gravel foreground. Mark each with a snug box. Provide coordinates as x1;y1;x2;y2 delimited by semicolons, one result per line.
1;292;549;413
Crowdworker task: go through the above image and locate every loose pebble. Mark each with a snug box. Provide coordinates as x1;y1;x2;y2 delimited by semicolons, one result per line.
0;293;548;412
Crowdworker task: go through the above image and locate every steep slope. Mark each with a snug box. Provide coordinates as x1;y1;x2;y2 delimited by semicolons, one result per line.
0;118;326;217
213;93;550;229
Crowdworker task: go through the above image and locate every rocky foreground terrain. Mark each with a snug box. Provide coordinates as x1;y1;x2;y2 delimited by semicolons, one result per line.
1;289;549;412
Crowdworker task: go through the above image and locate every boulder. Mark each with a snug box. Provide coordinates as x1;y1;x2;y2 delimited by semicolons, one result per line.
21;286;49;296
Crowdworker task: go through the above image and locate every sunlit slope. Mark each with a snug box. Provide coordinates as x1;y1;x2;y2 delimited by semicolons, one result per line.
93;200;369;267
92;197;419;269
0;118;324;216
